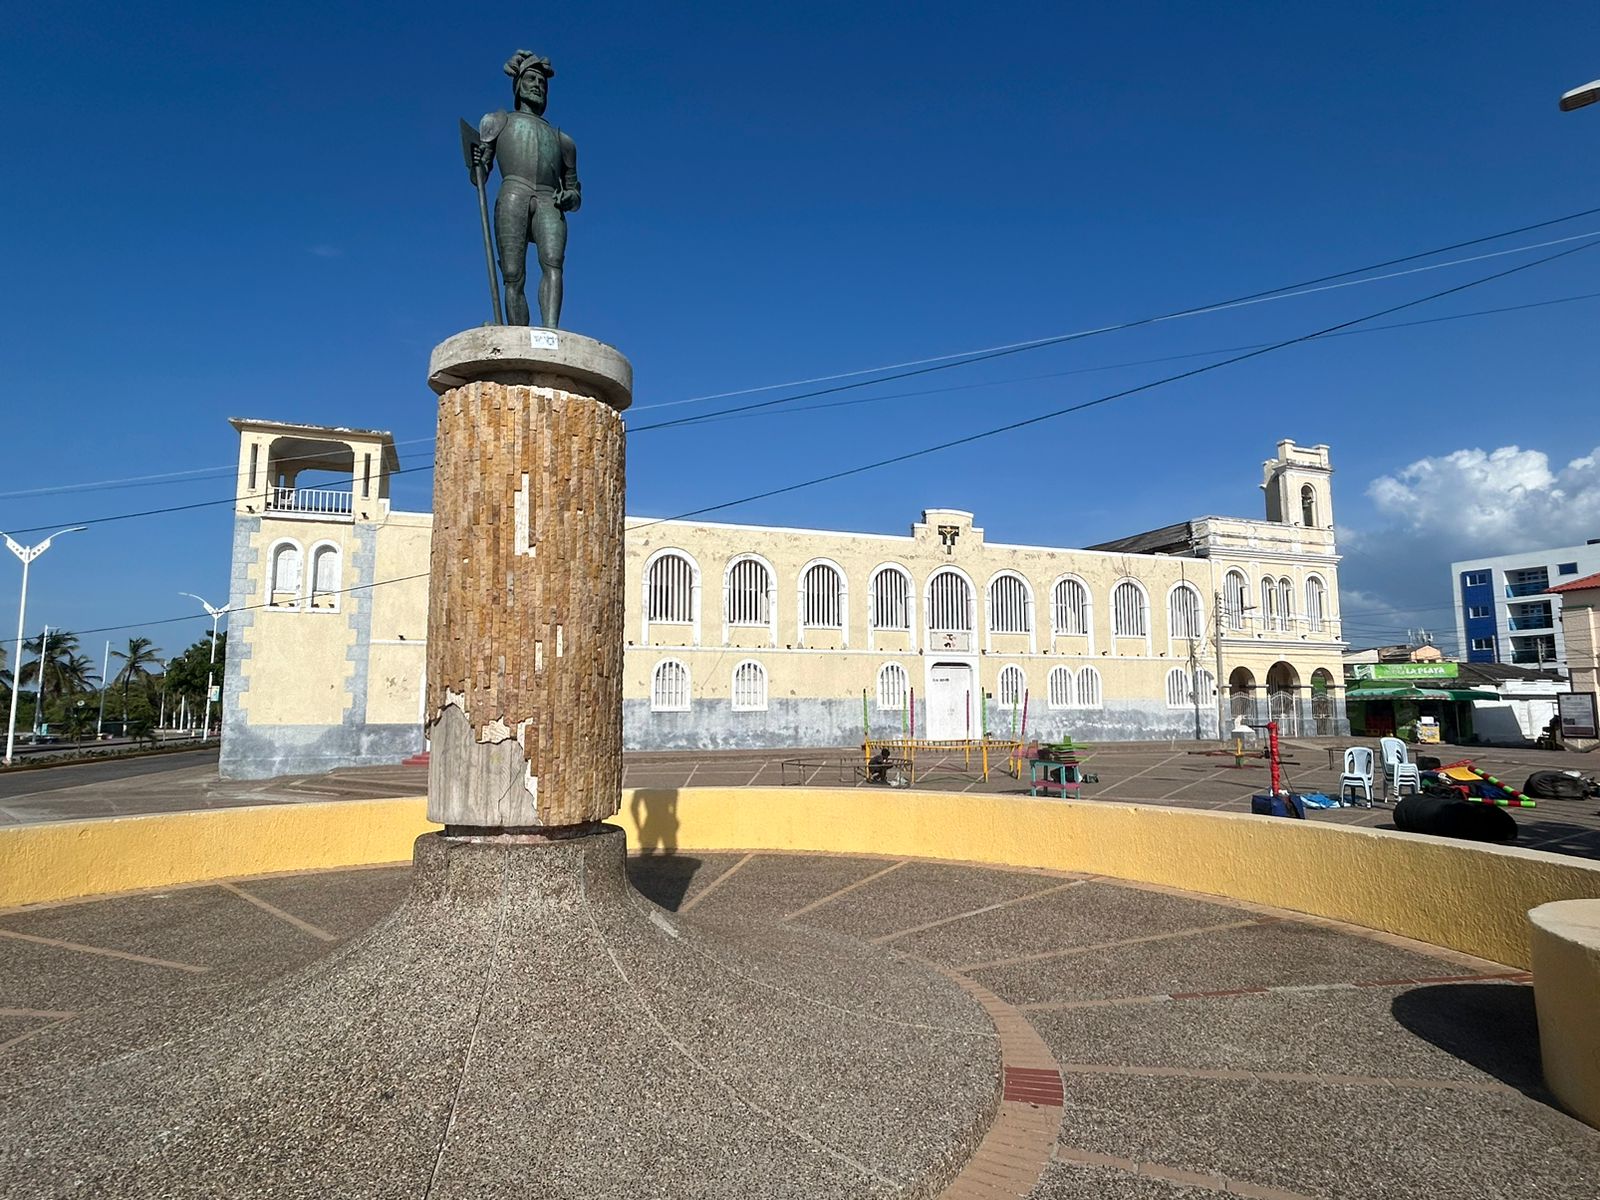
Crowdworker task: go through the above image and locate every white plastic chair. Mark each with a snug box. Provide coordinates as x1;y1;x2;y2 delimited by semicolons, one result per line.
1379;737;1421;798
1339;746;1375;807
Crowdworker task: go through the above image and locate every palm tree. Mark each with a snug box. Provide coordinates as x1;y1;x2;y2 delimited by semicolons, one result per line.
20;630;92;725
111;637;163;723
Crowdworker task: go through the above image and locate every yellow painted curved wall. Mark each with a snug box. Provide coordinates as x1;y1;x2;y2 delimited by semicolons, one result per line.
4;789;1599;970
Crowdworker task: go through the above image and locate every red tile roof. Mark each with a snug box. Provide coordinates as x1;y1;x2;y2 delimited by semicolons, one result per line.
1550;571;1600;593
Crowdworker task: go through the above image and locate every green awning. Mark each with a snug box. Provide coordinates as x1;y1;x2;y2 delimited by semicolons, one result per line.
1345;686;1500;701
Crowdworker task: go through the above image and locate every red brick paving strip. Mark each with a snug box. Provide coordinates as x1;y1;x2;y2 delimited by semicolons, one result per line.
923;967;1064;1200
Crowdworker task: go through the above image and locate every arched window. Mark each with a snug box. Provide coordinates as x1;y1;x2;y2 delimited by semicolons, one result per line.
726;556;773;627
650;659;690;712
1167;584;1202;639
1223;570;1249;630
1075;665;1103;709
927;570;973;638
1261;578;1284;631
1048;666;1074;709
877;662;909;710
647;551;696;623
988;573;1032;634
1196;668;1217;708
1052;577;1089;636
308;541;341;611
268;539;303;609
1112;581;1148;637
1166;667;1192;708
801;562;844;629
730;660;767;711
1276;577;1294;629
1300;484;1318;528
870;566;911;631
997;664;1026;707
1305;576;1327;633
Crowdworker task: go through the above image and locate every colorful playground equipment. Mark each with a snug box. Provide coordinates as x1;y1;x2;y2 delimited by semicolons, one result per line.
1424;759;1538;809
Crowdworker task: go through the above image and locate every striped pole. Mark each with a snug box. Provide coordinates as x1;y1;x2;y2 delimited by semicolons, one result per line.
1462;763;1537;807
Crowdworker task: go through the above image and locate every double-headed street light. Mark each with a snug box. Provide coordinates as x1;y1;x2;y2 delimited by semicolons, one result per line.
179;592;229;740
3;527;87;765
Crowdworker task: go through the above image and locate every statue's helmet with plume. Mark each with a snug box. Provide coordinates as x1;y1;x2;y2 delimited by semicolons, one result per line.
504;50;555;84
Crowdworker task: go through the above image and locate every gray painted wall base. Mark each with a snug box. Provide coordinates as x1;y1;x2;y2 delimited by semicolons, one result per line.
219;721;423;780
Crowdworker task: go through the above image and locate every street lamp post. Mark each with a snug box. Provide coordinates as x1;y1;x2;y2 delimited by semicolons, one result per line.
2;527;87;766
179;593;229;740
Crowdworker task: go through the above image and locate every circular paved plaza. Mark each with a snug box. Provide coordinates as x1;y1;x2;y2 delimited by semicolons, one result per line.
3;845;1598;1197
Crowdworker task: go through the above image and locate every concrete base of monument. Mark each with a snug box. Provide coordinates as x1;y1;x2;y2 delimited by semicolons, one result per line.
0;827;999;1198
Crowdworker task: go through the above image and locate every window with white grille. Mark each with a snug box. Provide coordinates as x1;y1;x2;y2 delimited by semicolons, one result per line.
1167;584;1202;639
269;540;303;609
650;659;690;712
802;562;844;629
647;552;695;622
1275;578;1294;628
1260;578;1281;630
726;557;772;626
1196;669;1217;708
308;542;341;611
1305;576;1327;632
988;574;1032;634
1052;577;1089;636
730;660;767;711
1112;581;1147;637
928;570;972;631
1223;570;1249;630
877;662;909;710
1075;666;1103;708
870;567;911;630
1166;667;1192;708
1048;666;1074;708
997;664;1026;706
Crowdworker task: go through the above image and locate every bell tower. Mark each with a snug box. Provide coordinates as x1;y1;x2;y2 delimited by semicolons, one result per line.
1261;440;1333;529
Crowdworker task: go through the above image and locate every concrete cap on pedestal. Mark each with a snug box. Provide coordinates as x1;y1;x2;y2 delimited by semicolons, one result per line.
429;326;633;410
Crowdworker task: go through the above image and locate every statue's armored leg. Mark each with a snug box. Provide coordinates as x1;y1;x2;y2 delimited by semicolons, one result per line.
533;207;569;329
493;190;534;326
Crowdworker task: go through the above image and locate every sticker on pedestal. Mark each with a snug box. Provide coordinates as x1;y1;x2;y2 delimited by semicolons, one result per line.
530;329;560;351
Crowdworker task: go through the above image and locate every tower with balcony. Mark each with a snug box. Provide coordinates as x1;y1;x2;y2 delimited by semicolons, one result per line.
221;419;428;778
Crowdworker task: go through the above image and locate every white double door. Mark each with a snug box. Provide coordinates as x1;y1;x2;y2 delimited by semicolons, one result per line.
926;661;976;740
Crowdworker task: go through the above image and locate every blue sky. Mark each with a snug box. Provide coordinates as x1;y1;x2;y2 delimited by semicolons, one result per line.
2;1;1598;664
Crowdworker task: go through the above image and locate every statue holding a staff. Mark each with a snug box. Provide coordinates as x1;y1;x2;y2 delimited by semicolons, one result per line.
460;50;582;328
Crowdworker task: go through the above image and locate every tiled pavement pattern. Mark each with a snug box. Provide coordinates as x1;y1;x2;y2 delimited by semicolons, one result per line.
7;738;1600;863
4;853;1598;1197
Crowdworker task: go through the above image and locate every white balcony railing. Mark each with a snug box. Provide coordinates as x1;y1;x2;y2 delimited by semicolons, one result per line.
1220;614;1342;640
266;486;354;520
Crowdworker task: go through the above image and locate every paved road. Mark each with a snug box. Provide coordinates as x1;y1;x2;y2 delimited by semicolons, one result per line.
0;749;220;803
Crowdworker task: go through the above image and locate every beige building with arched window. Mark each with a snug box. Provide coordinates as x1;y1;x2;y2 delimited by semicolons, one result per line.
220;425;1347;778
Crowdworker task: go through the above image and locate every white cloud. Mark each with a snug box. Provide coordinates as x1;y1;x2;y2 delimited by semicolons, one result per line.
1338;444;1600;652
308;244;344;258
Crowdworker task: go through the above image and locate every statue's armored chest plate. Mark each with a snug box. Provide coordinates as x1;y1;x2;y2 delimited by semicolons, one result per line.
496;114;561;185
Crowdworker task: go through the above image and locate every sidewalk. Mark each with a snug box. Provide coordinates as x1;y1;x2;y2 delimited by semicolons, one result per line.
4;739;1597;861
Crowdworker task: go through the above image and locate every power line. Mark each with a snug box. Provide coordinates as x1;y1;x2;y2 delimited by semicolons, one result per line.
650;287;1600;429
630;205;1600;416
630;235;1600;529
631;229;1600;434
3;461;440;539
27;234;1600;633
0;435;440;502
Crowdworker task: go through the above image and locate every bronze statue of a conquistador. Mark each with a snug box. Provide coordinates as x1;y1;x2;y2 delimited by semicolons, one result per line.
472;50;581;328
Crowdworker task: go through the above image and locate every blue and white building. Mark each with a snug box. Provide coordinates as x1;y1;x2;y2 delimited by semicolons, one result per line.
1451;541;1600;669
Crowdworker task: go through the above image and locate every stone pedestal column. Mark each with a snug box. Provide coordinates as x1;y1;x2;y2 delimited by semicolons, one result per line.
425;328;632;830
